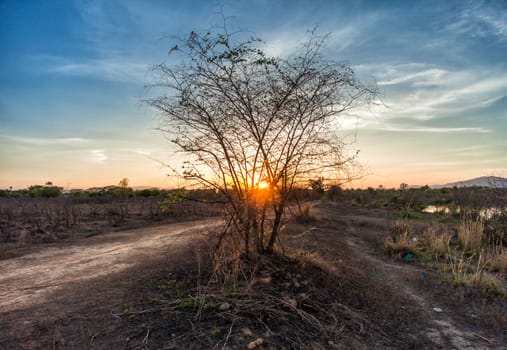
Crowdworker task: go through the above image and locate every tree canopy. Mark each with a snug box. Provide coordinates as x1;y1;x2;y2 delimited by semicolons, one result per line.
147;28;378;256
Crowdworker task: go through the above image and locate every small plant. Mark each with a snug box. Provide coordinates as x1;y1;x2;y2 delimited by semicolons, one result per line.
458;213;484;254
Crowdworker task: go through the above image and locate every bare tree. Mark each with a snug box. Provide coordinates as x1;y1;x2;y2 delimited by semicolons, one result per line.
147;28;377;256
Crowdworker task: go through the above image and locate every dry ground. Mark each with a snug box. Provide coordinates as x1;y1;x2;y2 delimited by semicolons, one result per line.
0;202;505;349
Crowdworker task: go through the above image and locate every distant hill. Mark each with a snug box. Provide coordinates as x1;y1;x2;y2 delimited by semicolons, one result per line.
436;176;507;188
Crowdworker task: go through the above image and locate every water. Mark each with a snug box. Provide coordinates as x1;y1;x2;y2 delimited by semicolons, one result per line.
422;205;505;219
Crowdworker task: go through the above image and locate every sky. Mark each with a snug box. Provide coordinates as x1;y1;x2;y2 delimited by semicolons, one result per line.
1;0;506;189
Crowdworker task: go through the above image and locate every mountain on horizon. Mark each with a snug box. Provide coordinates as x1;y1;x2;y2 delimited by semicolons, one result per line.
437;176;507;188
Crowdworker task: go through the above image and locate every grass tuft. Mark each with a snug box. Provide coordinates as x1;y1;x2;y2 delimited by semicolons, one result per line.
424;226;451;260
458;213;484;255
384;221;417;256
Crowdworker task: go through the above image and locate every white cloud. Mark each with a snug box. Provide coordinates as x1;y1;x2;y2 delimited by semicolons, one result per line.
261;18;368;58
134;149;151;156
262;30;307;57
90;149;108;164
378;68;447;86
0;134;89;146
378;126;491;133
48;57;150;83
355;62;507;122
446;1;507;42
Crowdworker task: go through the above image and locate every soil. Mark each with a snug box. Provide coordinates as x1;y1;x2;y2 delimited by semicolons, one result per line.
0;219;220;349
1;202;505;349
306;202;506;349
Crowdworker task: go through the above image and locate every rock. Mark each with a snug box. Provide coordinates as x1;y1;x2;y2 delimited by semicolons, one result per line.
219;302;231;311
286;298;297;309
247;338;264;349
257;276;272;285
293;281;301;288
242;327;253;337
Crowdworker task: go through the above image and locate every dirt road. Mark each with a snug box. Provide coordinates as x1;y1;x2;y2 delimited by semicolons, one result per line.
311;203;505;350
0;219;219;314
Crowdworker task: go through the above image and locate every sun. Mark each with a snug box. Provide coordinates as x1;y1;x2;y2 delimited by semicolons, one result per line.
257;180;270;190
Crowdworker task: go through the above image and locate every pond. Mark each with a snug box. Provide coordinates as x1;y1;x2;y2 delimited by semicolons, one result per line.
422;205;505;219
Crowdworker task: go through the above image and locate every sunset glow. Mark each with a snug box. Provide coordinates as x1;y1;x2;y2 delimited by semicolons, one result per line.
1;1;506;189
257;180;270;190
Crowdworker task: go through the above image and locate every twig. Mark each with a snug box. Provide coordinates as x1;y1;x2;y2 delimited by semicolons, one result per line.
471;332;493;344
142;329;150;345
221;320;235;350
111;304;179;317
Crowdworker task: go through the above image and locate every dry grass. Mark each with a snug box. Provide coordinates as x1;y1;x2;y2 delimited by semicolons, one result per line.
384;221;417;256
458;214;484;254
468;272;506;297
446;250;473;285
136;253;402;349
487;252;507;274
445;249;506;297
424;226;451;260
293;203;317;224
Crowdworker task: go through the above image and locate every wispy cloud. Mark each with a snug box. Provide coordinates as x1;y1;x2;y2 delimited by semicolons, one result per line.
379;127;491;133
446;1;507;42
0;134;89;146
262;30;308;57
90;149;108;164
40;56;150;83
356;62;507;123
377;67;447;86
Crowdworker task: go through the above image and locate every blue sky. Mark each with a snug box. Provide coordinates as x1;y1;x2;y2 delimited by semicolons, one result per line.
1;0;506;189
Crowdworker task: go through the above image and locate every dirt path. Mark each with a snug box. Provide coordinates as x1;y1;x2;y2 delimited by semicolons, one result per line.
312;204;504;350
0;219;219;314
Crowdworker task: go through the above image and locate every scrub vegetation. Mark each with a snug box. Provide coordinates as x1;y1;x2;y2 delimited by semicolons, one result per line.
1;183;506;349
